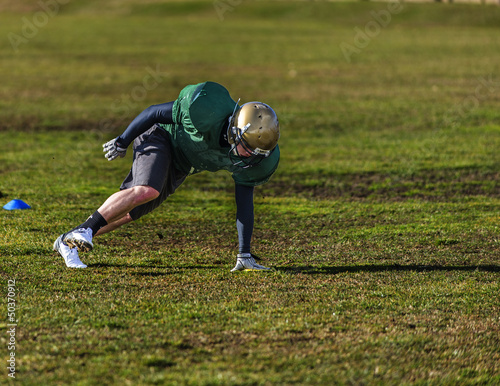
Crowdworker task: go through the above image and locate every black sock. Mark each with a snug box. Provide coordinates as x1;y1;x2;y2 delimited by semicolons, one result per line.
75;210;108;236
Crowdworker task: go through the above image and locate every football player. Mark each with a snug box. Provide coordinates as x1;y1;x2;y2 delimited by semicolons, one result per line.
54;81;280;272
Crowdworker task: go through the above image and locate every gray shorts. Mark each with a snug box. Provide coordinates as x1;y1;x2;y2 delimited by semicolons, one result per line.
120;125;188;220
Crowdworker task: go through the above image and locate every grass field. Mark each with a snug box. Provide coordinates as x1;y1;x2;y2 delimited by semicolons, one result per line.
1;1;500;384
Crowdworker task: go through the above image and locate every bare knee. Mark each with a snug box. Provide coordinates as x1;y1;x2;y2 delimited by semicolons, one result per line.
130;185;160;205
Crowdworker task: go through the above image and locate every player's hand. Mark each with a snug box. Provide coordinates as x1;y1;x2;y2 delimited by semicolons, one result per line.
103;137;127;161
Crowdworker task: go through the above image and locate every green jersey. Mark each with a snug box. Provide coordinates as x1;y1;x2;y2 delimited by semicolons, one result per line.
159;81;280;187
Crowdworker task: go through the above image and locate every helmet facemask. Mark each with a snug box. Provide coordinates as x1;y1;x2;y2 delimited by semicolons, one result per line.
226;101;280;169
228;123;272;169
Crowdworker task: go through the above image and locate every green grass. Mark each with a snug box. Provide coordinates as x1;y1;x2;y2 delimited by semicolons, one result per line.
1;1;500;384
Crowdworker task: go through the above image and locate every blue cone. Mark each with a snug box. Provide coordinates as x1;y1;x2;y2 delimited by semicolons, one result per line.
3;199;31;210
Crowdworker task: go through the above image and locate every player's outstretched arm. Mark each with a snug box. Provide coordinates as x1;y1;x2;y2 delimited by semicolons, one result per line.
102;102;174;161
235;183;254;254
231;184;271;271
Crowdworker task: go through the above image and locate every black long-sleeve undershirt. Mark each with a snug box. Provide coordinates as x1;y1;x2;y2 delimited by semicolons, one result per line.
117;102;174;148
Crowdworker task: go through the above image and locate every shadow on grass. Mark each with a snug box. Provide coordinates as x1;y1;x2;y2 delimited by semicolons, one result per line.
275;264;500;274
87;263;220;272
85;263;500;275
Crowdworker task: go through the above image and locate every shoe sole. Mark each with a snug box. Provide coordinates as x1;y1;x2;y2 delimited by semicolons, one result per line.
231;267;272;272
64;236;93;252
243;268;272;271
69;263;87;269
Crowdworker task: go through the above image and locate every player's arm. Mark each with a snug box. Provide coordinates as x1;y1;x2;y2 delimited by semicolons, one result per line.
235;183;254;255
103;102;174;161
231;183;271;271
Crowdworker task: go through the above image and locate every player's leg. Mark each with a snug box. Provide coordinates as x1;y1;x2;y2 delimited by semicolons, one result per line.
63;185;159;252
54;125;187;268
97;185;159;225
94;213;133;236
56;205;144;267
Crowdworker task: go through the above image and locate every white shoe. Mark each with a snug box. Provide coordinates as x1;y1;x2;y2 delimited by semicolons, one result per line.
231;254;271;272
63;228;93;252
53;235;87;268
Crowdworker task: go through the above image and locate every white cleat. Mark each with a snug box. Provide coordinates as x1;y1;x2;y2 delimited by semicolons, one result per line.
231;254;272;272
63;228;93;252
53;235;87;268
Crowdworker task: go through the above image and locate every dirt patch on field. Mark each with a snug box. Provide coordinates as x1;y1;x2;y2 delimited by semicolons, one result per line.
264;168;500;201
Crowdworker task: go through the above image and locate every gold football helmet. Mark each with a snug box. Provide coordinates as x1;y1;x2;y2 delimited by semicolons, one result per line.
227;101;280;168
